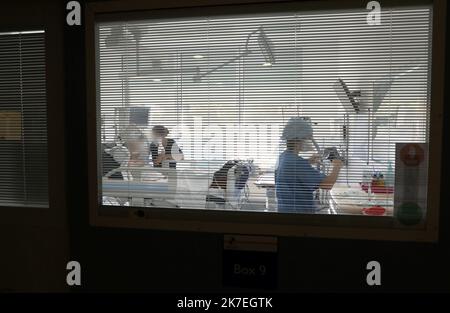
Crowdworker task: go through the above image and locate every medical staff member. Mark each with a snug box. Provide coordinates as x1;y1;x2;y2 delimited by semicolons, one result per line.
275;117;343;213
150;125;184;168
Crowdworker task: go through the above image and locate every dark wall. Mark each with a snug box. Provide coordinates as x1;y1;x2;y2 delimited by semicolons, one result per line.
0;0;68;292
65;0;450;292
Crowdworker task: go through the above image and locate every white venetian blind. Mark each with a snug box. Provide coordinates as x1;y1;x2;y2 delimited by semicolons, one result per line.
97;4;431;214
0;30;48;208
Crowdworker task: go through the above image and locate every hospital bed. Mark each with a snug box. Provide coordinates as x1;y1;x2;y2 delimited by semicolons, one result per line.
102;166;179;208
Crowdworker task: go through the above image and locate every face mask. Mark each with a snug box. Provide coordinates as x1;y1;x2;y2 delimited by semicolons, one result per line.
152;136;162;145
300;139;314;152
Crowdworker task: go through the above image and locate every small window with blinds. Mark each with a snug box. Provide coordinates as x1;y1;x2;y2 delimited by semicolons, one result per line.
96;4;432;224
0;30;48;208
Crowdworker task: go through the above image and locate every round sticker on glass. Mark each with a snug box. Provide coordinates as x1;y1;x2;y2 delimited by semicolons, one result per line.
400;143;424;166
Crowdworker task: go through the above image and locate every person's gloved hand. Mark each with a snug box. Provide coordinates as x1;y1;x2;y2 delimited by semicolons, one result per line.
155;153;164;165
323;147;346;163
308;154;322;165
331;159;344;169
155;153;172;165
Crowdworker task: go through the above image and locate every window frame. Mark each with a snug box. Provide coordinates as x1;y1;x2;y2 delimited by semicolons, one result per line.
0;30;49;208
86;0;445;242
0;1;66;228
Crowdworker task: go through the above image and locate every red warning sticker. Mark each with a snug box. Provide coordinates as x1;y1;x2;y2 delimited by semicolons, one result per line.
399;143;424;166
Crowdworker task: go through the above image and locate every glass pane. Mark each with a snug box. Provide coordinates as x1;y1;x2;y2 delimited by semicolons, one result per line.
97;6;431;224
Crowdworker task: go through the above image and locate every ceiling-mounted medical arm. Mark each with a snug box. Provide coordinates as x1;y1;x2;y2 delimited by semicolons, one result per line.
193;26;275;82
244;27;262;50
193;50;252;83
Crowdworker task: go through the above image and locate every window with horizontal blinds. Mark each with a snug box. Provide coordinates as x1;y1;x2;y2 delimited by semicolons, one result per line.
97;4;431;217
0;30;48;208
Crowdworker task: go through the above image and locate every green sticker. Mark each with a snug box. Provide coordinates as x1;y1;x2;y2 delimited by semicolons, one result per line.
397;202;423;225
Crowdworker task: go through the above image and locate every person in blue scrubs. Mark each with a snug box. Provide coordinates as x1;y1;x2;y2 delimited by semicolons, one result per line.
275;117;343;213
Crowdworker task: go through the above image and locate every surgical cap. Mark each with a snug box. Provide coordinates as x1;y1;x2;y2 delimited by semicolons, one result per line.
281;117;313;140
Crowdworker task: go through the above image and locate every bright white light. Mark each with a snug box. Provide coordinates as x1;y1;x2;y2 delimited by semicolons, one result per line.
153;78;162;82
262;62;272;67
0;30;44;36
193;55;204;59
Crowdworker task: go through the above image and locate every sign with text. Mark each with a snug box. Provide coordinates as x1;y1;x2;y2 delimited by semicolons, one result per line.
222;235;277;290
